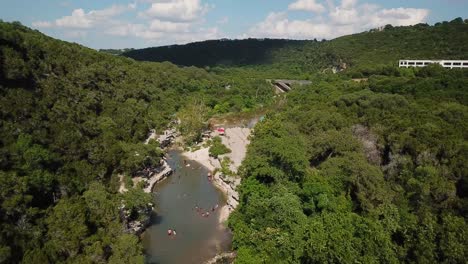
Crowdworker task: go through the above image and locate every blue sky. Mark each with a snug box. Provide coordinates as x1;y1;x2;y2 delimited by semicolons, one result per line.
1;0;466;49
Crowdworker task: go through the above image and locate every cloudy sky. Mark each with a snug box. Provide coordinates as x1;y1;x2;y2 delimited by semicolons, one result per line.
1;0;467;49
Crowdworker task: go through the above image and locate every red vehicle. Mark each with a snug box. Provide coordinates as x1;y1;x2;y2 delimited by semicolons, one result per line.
217;127;225;136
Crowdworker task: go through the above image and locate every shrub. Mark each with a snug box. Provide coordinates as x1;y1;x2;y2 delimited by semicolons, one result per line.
209;136;231;158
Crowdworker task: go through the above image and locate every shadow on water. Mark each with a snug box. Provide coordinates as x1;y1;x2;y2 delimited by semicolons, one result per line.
142;149;232;264
149;212;163;226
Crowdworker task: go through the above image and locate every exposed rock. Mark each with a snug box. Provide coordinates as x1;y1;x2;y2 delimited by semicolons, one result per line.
352;124;382;165
119;203;154;236
204;252;236;264
212;172;240;224
143;159;173;193
146;127;179;149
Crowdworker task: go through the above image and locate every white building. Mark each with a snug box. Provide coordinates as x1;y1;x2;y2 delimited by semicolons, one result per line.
399;60;468;69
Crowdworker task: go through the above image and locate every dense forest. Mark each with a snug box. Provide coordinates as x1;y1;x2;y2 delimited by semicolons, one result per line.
1;16;467;264
230;66;468;263
122;39;307;68
0;21;272;263
123;18;468;78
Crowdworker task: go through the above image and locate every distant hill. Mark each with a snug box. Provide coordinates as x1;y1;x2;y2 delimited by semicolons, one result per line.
123;39;307;67
123;18;468;74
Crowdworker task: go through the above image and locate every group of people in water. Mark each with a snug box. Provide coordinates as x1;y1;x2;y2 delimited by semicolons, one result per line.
195;203;219;218
165;158;220;238
166;203;219;238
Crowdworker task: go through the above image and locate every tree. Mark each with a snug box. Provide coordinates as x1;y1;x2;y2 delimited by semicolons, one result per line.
44;198;89;261
83;182;118;227
108;234;144;264
178;99;209;144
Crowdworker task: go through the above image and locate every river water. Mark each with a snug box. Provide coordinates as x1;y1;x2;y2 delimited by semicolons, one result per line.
142;149;232;264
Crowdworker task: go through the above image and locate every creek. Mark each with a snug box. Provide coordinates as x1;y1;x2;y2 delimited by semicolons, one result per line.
142;149;232;264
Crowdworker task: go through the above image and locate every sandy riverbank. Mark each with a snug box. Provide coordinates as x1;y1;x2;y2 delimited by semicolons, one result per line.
182;147;220;171
220;127;250;172
182;126;251;225
181;147;236;225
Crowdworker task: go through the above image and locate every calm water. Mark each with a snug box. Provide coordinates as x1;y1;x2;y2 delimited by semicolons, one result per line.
142;149;232;264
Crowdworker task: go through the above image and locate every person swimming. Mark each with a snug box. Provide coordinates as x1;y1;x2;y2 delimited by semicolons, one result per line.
167;229;173;236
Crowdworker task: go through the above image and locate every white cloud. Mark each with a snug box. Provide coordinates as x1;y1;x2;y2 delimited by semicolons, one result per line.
248;0;429;40
30;0;430;49
105;23;146;37
33;4;135;29
149;19;191;33
368;8;429;28
341;0;357;9
289;0;326;13
141;0;210;22
249;12;344;39
329;5;359;25
168;27;219;43
31;1;218;46
55;9;93;29
107;21;220;45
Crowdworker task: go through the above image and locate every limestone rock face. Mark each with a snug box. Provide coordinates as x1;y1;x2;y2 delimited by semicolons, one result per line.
120;203;154;235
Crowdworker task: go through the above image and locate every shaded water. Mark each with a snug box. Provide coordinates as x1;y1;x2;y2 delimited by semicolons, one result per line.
143;149;232;264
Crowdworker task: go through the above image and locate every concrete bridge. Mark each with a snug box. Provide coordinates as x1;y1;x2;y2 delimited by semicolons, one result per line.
267;79;312;93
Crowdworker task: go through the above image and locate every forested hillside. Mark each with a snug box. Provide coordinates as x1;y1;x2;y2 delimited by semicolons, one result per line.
0;21;272;263
123;18;468;77
122;39;306;68
229;66;468;263
1;16;468;264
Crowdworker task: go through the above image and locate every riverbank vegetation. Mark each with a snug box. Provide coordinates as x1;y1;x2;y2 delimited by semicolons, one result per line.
229;66;468;263
209;137;232;158
0;21;271;263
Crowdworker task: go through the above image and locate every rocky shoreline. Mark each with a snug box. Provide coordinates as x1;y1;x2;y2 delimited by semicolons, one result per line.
204;252;237;264
211;172;240;224
143;159;173;193
119;127;178;235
